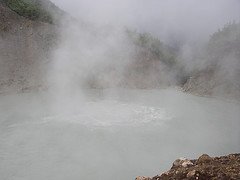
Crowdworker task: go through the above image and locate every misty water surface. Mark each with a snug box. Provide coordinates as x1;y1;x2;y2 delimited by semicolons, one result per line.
0;89;239;180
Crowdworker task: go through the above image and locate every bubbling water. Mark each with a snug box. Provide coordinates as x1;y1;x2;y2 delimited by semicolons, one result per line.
0;89;239;180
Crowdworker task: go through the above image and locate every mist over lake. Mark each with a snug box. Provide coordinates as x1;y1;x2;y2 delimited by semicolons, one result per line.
0;0;240;179
0;89;239;180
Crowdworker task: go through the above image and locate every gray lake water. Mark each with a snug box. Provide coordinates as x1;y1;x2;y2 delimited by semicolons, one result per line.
0;89;239;180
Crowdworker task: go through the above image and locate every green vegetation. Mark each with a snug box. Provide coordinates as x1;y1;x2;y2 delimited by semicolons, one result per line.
126;29;177;67
207;22;240;62
3;0;53;23
185;22;240;94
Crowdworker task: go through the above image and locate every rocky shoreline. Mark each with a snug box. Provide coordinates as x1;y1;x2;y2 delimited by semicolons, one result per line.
136;153;240;180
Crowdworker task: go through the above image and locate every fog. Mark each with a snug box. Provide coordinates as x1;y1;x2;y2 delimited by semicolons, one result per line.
52;0;240;43
0;90;240;180
48;0;240;91
0;0;240;179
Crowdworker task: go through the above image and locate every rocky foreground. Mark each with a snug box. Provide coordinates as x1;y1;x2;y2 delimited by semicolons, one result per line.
136;154;240;180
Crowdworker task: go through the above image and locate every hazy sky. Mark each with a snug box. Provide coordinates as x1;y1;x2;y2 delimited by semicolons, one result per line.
51;0;240;42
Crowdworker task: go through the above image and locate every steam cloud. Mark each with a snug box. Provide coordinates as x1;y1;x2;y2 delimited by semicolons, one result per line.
0;1;240;180
48;0;240;99
52;0;240;43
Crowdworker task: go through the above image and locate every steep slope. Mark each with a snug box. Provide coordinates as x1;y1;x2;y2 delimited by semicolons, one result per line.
2;0;65;23
183;22;240;99
0;0;182;92
123;30;185;88
0;1;58;93
82;30;185;89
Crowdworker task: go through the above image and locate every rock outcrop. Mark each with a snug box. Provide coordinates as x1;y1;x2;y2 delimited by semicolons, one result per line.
0;1;58;93
136;153;240;180
183;22;240;100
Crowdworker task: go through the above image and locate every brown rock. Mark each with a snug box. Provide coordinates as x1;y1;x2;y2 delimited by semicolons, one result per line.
135;176;151;180
173;157;193;168
197;154;212;164
136;153;240;180
187;170;196;178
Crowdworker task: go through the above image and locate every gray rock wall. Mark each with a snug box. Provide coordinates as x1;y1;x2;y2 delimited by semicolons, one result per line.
0;2;58;93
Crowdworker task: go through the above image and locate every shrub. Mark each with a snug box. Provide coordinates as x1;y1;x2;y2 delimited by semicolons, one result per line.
126;29;177;67
3;0;53;23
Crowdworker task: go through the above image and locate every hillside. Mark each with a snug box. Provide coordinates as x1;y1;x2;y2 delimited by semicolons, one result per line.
0;0;58;93
84;30;185;89
0;0;239;99
0;0;183;92
2;0;65;23
183;22;240;99
124;30;186;88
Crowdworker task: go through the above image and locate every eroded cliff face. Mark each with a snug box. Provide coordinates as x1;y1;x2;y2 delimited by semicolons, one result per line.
0;1;180;93
183;68;240;100
1;0;239;98
0;1;58;93
183;22;240;100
